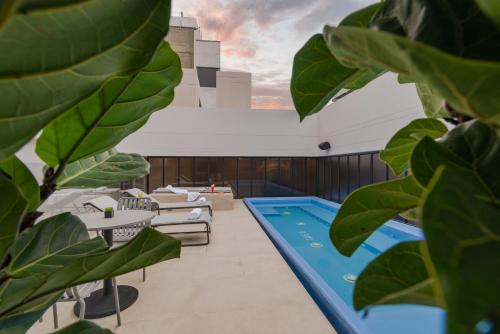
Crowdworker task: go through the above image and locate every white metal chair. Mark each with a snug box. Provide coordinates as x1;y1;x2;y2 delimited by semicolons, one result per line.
52;279;121;328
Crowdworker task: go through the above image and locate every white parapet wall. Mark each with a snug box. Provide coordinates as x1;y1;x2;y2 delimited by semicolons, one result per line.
117;107;320;157
317;73;425;155
216;71;252;109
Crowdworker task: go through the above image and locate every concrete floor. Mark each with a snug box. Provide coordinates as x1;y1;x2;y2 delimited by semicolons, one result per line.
30;200;335;334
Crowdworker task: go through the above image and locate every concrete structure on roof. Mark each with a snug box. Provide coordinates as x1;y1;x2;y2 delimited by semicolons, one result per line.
166;16;251;109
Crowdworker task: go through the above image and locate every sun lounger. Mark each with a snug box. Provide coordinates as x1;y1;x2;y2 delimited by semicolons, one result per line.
122;188;213;216
151;212;212;247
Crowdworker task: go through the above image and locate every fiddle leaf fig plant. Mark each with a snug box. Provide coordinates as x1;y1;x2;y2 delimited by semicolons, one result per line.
291;0;500;332
0;0;182;332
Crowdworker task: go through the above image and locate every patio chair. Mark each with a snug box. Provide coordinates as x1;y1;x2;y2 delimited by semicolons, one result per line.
117;197;153;281
51;279;121;328
151;211;212;247
83;196;152;281
122;188;213;216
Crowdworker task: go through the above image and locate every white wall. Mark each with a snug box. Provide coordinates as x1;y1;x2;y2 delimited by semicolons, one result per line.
195;40;220;68
170;68;199;108
318;74;424;155
199;87;216;108
117;107;319;157
216;71;252;109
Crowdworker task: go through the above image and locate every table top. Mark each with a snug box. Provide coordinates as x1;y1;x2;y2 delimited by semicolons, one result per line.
77;210;156;231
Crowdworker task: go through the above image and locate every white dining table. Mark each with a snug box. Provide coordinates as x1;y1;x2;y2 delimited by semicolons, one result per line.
75;210;156;319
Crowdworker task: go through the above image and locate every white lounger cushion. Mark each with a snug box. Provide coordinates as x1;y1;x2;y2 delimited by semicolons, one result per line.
84;196;118;211
151;212;212;226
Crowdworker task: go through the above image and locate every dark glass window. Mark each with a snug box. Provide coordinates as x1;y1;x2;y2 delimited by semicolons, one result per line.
163;158;178;186
279;158;292;195
148;158;163;191
372;153;388;183
331;157;339;202
194;157;208;185
179;158;194;186
323;157;332;200
349;155;359;193
306;158;317;195
196;67;218;87
237;158;252;197
209;158;224;185
292;158;306;195
266;158;280;196
339;156;349;202
223;158;237;194
359;154;372;187
253;158;266;196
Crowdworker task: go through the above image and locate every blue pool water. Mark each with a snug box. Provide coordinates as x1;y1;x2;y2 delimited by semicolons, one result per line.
244;197;445;334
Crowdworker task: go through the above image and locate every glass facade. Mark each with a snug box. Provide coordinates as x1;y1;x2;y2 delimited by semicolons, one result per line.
142;152;401;202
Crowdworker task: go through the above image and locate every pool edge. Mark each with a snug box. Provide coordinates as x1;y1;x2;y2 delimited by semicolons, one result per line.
243;196;373;334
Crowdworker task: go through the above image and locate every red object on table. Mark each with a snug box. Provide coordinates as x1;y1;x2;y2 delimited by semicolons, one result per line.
210;184;215;193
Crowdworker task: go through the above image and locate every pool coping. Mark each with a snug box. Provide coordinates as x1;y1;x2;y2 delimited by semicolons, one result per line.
243;196;423;334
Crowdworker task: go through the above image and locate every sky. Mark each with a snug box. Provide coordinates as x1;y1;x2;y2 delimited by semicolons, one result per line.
172;0;372;110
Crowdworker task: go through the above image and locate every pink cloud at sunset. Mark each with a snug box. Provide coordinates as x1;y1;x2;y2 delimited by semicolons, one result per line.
173;0;371;109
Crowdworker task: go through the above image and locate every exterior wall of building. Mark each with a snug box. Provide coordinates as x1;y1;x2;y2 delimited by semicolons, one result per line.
317;73;424;155
195;40;221;68
199;87;216;108
117;106;320;157
165;26;195;68
216;71;252;109
170;68;200;108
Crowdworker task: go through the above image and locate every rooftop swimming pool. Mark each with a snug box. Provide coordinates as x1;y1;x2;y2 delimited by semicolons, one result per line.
244;197;445;334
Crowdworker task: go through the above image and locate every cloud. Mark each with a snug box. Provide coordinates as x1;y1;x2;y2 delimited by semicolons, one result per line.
294;0;369;33
187;0;309;59
252;83;293;110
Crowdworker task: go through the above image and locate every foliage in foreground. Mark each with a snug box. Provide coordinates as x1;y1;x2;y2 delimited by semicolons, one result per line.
0;0;182;332
291;0;500;333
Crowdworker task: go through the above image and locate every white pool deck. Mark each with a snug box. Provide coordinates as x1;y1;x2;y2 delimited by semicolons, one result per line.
30;200;335;334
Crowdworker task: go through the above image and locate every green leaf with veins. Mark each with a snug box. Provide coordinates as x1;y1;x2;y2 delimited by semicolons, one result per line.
0;0;172;160
369;0;462;55
36;42;182;167
56;149;149;188
0;173;27;263
415;83;448;119
290;3;383;120
53;320;112;334
411;120;500;195
0;156;39;211
380;118;447;176
354;241;443;310
0;212;180;330
422;166;500;333
323;26;500;127
330;175;423;256
476;0;500;26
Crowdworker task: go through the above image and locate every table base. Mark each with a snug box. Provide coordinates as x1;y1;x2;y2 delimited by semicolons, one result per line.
74;285;138;319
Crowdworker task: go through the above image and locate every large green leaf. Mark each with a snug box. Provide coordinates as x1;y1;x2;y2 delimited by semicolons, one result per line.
53;320;112;334
422;166;500;333
369;0;462;55
354;241;443;310
476;0;500;26
0;212;180;329
411;120;499;195
56;150;149;188
330;175;423;256
0;156;39;211
0;174;27;263
36;42;182;167
323;26;500;126
415;83;448;119
290;4;383;120
0;0;172;160
380;119;447;176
